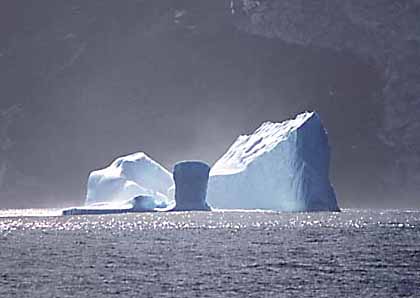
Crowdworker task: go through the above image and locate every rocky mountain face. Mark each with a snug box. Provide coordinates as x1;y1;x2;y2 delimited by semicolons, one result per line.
0;1;419;207
230;0;420;201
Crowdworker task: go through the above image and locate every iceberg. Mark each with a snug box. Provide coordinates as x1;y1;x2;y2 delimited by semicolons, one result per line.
172;161;211;211
62;111;339;216
62;195;171;215
207;111;339;212
85;152;174;207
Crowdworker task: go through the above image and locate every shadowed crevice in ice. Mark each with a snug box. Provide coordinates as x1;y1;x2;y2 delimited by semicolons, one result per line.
207;111;340;212
172;161;211;211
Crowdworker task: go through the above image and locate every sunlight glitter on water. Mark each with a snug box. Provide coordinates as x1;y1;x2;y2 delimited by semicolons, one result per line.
0;208;62;218
0;209;418;235
0;209;418;298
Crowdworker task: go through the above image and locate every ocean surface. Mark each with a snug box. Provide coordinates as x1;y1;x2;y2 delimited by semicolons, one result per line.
0;209;419;297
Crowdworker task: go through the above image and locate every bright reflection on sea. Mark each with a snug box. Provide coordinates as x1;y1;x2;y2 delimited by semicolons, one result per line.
0;209;418;235
0;208;419;297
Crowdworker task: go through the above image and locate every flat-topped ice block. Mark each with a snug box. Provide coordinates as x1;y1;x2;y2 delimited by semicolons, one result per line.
172;161;211;211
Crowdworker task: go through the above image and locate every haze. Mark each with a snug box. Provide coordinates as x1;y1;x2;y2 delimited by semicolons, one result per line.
1;1;418;209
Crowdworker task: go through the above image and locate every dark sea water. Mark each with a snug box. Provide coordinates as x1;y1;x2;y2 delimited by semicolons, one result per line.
0;209;419;297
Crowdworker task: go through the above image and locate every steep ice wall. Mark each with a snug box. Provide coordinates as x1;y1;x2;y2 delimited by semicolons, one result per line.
172;161;211;211
207;112;339;212
85;152;174;206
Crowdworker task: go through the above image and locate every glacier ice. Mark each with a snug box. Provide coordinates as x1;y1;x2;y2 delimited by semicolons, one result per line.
207;111;339;212
62;111;338;216
84;152;174;208
62;195;170;215
172;161;211;211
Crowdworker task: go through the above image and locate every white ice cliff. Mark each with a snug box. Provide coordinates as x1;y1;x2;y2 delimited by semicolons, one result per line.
85;152;174;208
207;111;339;212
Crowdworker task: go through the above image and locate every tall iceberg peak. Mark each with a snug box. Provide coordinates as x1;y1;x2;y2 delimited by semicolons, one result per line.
85;152;174;208
207;111;339;212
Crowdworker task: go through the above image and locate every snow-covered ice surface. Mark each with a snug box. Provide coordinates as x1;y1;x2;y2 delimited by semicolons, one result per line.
208;111;339;212
85;152;174;208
